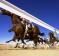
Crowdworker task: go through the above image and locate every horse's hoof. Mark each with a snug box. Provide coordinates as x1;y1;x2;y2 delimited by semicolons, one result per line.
14;47;17;48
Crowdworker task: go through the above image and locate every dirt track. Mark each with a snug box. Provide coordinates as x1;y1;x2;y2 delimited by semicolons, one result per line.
0;49;59;56
0;44;59;56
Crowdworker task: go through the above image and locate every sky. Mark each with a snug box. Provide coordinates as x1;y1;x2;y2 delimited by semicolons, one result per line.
0;0;59;44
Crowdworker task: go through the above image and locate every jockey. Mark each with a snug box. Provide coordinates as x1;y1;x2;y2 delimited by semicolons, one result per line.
25;19;33;29
51;32;57;40
22;19;34;37
22;18;33;29
54;33;56;37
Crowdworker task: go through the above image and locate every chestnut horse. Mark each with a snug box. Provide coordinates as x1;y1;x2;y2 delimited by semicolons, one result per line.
24;25;44;47
6;22;44;47
1;9;44;48
48;32;58;46
1;9;26;45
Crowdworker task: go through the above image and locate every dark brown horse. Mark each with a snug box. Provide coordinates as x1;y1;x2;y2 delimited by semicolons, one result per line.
7;23;45;47
48;32;58;46
24;24;44;47
1;9;44;48
1;9;26;45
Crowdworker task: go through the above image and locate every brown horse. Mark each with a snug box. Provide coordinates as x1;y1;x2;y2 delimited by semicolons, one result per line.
6;23;45;47
1;9;26;45
1;9;44;48
48;32;58;46
24;24;44;47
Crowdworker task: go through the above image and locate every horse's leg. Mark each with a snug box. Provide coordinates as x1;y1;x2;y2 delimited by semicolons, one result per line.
14;37;20;48
6;33;15;43
21;38;26;44
33;34;38;48
15;42;21;48
26;39;30;42
6;39;13;43
15;43;18;48
41;40;43;44
8;28;13;32
8;26;14;32
37;38;40;44
33;39;38;49
34;41;37;49
15;39;22;48
20;38;26;49
6;34;17;43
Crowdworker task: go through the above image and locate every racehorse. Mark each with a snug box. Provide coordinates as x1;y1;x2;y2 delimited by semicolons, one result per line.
7;22;45;48
0;9;44;48
0;9;26;46
24;24;44;47
48;32;58;46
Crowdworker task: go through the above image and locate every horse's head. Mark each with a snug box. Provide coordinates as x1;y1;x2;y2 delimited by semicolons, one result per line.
1;9;12;16
48;32;53;36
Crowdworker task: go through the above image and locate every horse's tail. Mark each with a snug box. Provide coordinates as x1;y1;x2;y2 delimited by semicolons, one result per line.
6;39;13;43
